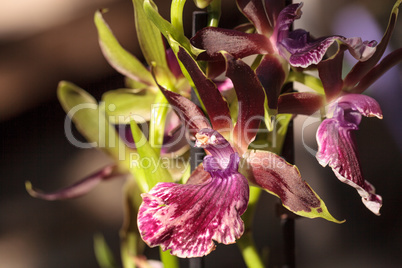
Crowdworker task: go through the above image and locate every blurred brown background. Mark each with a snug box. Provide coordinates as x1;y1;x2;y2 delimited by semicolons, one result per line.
0;0;401;267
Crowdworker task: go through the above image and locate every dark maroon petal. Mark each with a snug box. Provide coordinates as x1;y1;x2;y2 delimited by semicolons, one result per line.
177;47;232;134
344;1;401;89
26;165;117;200
166;49;183;78
236;0;272;35
278;92;324;115
191;27;273;61
256;54;287;109
264;0;286;27
317;47;346;101
137;153;249;257
158;85;211;133
316;118;382;215
273;3;303;46
223;52;265;154
353;47;402;93
241;150;341;222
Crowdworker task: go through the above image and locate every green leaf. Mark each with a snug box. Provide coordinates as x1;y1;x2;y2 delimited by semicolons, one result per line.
132;0;168;68
94;234;118;268
102;88;156;124
130;120;173;191
94;9;156;89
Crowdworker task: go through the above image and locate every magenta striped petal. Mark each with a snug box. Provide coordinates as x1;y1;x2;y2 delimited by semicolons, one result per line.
316;94;383;215
137;129;249;257
137;154;248;257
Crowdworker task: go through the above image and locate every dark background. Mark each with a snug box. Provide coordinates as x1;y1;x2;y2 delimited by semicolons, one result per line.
0;0;401;267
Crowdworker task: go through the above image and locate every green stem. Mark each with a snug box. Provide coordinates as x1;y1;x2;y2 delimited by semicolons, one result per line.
237;186;266;268
286;71;325;95
207;0;221;27
160;248;180;268
149;91;169;155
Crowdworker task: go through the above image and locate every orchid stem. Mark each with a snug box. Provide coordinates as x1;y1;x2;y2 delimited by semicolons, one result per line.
160;248;179;268
237;186;265;268
286;71;325;95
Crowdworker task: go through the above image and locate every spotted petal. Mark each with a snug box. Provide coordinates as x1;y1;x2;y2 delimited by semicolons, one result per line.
316;94;383;215
137;153;249;257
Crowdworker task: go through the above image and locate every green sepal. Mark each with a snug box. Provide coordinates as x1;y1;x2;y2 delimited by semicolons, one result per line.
94;9;156;89
171;0;186;35
143;0;203;57
102;88;156;124
130;120;173;192
132;0;168;68
149;91;170;156
152;63;178;92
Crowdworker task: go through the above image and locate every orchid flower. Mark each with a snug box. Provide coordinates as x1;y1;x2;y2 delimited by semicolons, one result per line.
189;0;379;129
279;0;402;215
137;44;342;258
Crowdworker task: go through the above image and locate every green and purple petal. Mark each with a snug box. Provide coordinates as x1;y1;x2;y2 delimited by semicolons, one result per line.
276;4;377;68
241;150;342;222
137;130;249;257
316;94;383;215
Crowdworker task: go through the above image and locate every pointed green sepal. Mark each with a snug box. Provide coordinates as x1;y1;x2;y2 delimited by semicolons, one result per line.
94;9;156;89
57;81;137;175
130;120;173;191
143;0;203;57
132;0;168;68
102;88;157;124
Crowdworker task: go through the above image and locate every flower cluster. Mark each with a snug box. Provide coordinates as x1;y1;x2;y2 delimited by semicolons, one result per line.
26;0;402;266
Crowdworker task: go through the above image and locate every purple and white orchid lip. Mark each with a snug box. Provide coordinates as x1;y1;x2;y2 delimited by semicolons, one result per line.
137;128;249;257
316;94;383;215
